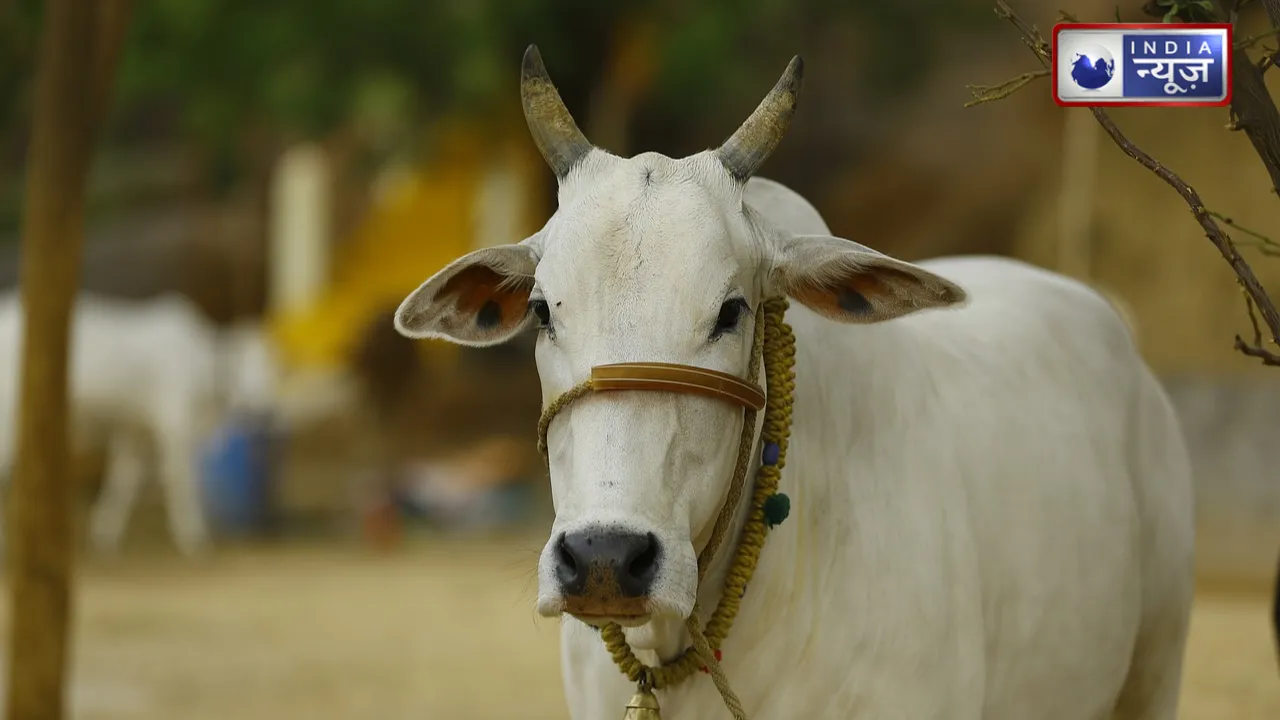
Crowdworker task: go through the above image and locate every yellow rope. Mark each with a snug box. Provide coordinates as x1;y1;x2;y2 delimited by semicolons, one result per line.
685;603;747;718
536;296;797;718
691;302;768;585
536;382;593;456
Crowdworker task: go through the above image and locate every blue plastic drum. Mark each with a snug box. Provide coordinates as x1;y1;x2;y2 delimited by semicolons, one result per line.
199;415;276;537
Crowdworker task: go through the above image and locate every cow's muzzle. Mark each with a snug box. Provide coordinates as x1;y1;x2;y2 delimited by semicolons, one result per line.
554;528;660;619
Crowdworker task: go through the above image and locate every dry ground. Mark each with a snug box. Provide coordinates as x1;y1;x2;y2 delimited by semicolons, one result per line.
0;536;1276;719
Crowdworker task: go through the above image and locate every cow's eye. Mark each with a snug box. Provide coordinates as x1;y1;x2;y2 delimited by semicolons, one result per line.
710;298;750;340
529;299;551;328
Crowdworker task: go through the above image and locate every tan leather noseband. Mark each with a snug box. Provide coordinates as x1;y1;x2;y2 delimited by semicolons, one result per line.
535;305;768;460
589;362;766;412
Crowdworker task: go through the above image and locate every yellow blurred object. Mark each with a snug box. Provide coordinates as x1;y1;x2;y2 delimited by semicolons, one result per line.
268;119;546;374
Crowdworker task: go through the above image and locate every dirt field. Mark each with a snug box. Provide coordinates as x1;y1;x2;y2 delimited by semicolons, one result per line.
0;536;1276;719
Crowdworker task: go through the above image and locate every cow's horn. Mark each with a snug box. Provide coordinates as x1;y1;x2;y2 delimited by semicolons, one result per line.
520;44;592;180
714;55;804;183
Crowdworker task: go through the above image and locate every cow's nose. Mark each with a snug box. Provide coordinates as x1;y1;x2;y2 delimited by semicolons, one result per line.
555;530;659;598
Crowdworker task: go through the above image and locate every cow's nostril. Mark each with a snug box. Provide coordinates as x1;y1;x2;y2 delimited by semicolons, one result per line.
554;533;583;594
556;534;578;574
626;533;659;581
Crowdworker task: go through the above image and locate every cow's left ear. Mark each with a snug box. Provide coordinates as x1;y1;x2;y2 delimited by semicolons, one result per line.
770;234;967;323
395;241;540;346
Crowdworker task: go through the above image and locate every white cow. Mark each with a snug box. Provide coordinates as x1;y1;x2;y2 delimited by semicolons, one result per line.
0;291;281;557
395;47;1195;719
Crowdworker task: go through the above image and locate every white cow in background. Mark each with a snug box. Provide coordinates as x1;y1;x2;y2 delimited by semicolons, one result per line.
393;47;1195;719
0;291;281;557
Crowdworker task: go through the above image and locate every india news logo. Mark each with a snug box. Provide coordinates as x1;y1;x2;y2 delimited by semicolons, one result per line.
1053;23;1232;107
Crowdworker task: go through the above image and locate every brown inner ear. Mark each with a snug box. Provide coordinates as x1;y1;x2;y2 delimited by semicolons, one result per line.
791;270;895;317
440;265;533;330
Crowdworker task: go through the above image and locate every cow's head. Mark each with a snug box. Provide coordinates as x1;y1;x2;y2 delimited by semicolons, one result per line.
395;47;965;630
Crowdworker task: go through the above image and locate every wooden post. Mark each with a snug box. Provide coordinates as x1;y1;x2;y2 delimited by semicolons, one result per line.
268;143;332;319
5;2;131;719
1057;106;1099;281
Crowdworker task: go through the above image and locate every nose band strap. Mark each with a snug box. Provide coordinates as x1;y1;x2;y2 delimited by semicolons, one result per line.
590;362;766;411
536;304;768;457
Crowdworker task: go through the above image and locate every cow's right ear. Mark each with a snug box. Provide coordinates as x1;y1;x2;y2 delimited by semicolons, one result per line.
770;234;966;324
394;240;540;347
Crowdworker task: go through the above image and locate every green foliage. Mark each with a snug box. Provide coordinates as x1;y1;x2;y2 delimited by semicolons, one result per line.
119;1;440;145
653;0;996;116
0;0;1004;199
0;0;41;140
1150;0;1218;23
112;0;1001;144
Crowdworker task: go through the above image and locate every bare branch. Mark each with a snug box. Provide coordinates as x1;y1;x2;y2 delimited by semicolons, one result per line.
1083;108;1280;347
1229;50;1280;194
965;70;1050;107
962;2;1053;105
996;0;1053;64
1235;292;1280;364
975;1;1280;366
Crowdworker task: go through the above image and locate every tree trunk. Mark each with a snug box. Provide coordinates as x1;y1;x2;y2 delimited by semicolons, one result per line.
5;2;131;719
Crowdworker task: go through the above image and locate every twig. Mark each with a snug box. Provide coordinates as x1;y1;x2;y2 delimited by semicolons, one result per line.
976;1;1280;366
1207;210;1280;256
995;1;1053;65
965;70;1050;107
1235;292;1280;364
1085;107;1280;359
1235;26;1280;51
1234;239;1280;257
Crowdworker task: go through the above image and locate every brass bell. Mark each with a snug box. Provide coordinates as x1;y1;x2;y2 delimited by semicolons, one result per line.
621;686;662;720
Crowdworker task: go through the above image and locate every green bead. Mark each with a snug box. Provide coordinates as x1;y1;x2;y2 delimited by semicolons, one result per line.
763;492;790;528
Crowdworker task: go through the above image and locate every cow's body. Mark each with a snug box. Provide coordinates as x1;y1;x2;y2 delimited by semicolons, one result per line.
556;178;1194;719
394;48;1195;720
0;291;279;556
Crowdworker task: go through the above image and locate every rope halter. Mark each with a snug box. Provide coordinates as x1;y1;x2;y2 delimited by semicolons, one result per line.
535;297;798;720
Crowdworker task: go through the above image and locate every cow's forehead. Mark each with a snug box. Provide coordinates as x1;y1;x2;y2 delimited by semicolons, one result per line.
537;153;756;303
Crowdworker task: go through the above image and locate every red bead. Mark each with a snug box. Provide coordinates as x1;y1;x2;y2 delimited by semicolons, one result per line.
698;649;724;674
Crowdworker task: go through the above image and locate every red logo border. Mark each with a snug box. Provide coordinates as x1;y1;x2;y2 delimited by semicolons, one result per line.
1051;23;1233;108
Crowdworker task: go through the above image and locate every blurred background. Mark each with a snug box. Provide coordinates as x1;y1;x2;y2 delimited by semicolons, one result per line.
1;0;1279;717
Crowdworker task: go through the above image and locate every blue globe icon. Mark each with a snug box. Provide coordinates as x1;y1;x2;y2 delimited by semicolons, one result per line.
1069;45;1115;90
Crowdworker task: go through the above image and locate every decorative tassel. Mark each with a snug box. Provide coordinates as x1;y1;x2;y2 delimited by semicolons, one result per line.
621;685;662;719
763;492;790;528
